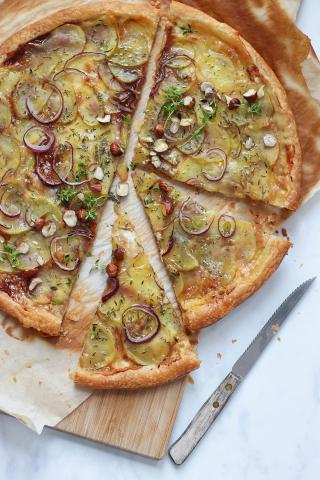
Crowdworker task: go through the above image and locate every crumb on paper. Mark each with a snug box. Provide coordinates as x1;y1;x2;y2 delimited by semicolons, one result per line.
277;337;281;342
216;352;222;360
281;228;289;239
4;349;10;355
299;263;303;269
187;374;195;384
26;363;32;368
12;376;17;383
272;324;280;333
38;380;43;385
231;338;237;344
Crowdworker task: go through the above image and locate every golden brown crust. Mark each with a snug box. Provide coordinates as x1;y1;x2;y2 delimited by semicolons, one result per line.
169;1;301;211
0;1;159;60
73;338;200;389
0;291;61;335
183;236;291;331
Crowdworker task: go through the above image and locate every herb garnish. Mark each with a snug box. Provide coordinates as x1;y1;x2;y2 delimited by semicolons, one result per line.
162;87;184;117
82;192;107;220
90;259;106;273
0;243;21;268
179;24;193;36
57;187;77;205
247;102;262;115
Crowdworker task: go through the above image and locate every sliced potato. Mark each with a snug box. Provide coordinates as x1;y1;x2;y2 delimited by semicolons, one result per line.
124;325;172;366
84;22;118;56
81;322;116;369
0;134;20;180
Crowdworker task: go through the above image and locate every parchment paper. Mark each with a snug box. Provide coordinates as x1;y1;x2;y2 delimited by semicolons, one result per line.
2;0;319;434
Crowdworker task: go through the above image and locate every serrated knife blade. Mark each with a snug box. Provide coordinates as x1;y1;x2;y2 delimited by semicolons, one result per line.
169;277;316;465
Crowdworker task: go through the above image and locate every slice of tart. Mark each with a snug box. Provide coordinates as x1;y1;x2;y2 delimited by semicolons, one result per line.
133;1;301;210
73;209;199;389
133;170;291;331
0;2;159;335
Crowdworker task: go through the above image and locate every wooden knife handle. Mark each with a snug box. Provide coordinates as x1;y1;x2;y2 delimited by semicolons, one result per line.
169;371;241;465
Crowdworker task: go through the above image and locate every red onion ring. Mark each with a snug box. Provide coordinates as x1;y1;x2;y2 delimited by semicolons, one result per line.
122;304;160;344
0;219;12;229
36;150;62;187
218;214;236;238
179;198;213;236
0;186;21;218
26;82;63;124
52;142;89;186
202;148;227;182
23;126;55;153
50;235;80;271
161;232;174;256
102;277;119;302
68;227;94;240
53;68;89;82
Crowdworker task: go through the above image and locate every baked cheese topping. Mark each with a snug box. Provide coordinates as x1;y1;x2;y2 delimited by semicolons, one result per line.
133;20;299;209
80;211;187;371
0;16;154;325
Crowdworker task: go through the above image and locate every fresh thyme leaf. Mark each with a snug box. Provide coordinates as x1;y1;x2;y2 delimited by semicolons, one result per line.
180;24;193;36
75;160;87;181
82;192;107;220
123;115;131;124
52;298;63;306
247;102;262;115
1;243;21;268
162;87;184;117
56;187;77;205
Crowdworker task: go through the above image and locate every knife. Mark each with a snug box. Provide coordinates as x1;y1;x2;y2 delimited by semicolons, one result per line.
169;277;316;465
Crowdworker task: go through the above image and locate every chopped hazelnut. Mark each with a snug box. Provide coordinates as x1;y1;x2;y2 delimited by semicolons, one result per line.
183;96;195;107
29;277;43;292
97;114;111;124
106;263;119;278
90;182;102;193
16;242;30;254
116;182;129;197
77;209;87;222
34;218;45;231
164;198;174;216
154;124;164;138
263;134;277;148
153;139;169;153
244;137;255;150
257;85;265;99
243;88;257;104
114;247;125;261
41;222;57;238
63;210;77;228
110;142;123;156
228;97;241;110
93;166;104;180
159;179;169;193
247;64;261;82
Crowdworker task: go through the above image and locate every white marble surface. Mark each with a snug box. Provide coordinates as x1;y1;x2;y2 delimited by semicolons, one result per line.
1;1;320;479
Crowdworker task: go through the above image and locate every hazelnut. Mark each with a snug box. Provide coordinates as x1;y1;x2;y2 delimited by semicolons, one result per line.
154;124;164;138
228;97;241;110
169;118;180;134
110;142;123;156
34;218;45;231
263;134;277;148
183;96;195;107
200;82;214;97
77;209;87;222
201;103;214;115
153;139;169;153
116;182;129;197
37;255;45;266
164;198;174;216
243;89;257;104
114;247;125;261
106;263;119;278
97;114;111;124
89;182;102;193
41;222;57;238
180;118;194;127
93;166;104;180
63;210;77;228
244;137;255;150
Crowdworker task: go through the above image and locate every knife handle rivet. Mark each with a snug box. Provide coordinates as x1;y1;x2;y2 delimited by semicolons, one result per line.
225;383;233;391
212;401;220;408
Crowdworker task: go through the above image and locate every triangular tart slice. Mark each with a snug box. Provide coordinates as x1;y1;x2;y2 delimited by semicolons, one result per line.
133;170;291;331
73;209;199;389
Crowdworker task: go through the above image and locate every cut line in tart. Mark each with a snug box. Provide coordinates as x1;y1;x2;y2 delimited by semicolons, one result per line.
133;170;291;331
73;209;199;389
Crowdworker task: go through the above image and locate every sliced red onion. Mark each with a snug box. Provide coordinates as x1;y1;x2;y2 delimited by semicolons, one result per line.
50;235;80;271
0;219;11;229
53;68;89;81
68;227;94;240
26;82;63;124
179;199;213;236
36;150;62;186
23;126;55;153
202;148;227;182
52;142;89;186
122;304;160;344
102;277;119;302
161;233;174;256
218;214;236;238
0;186;21;218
